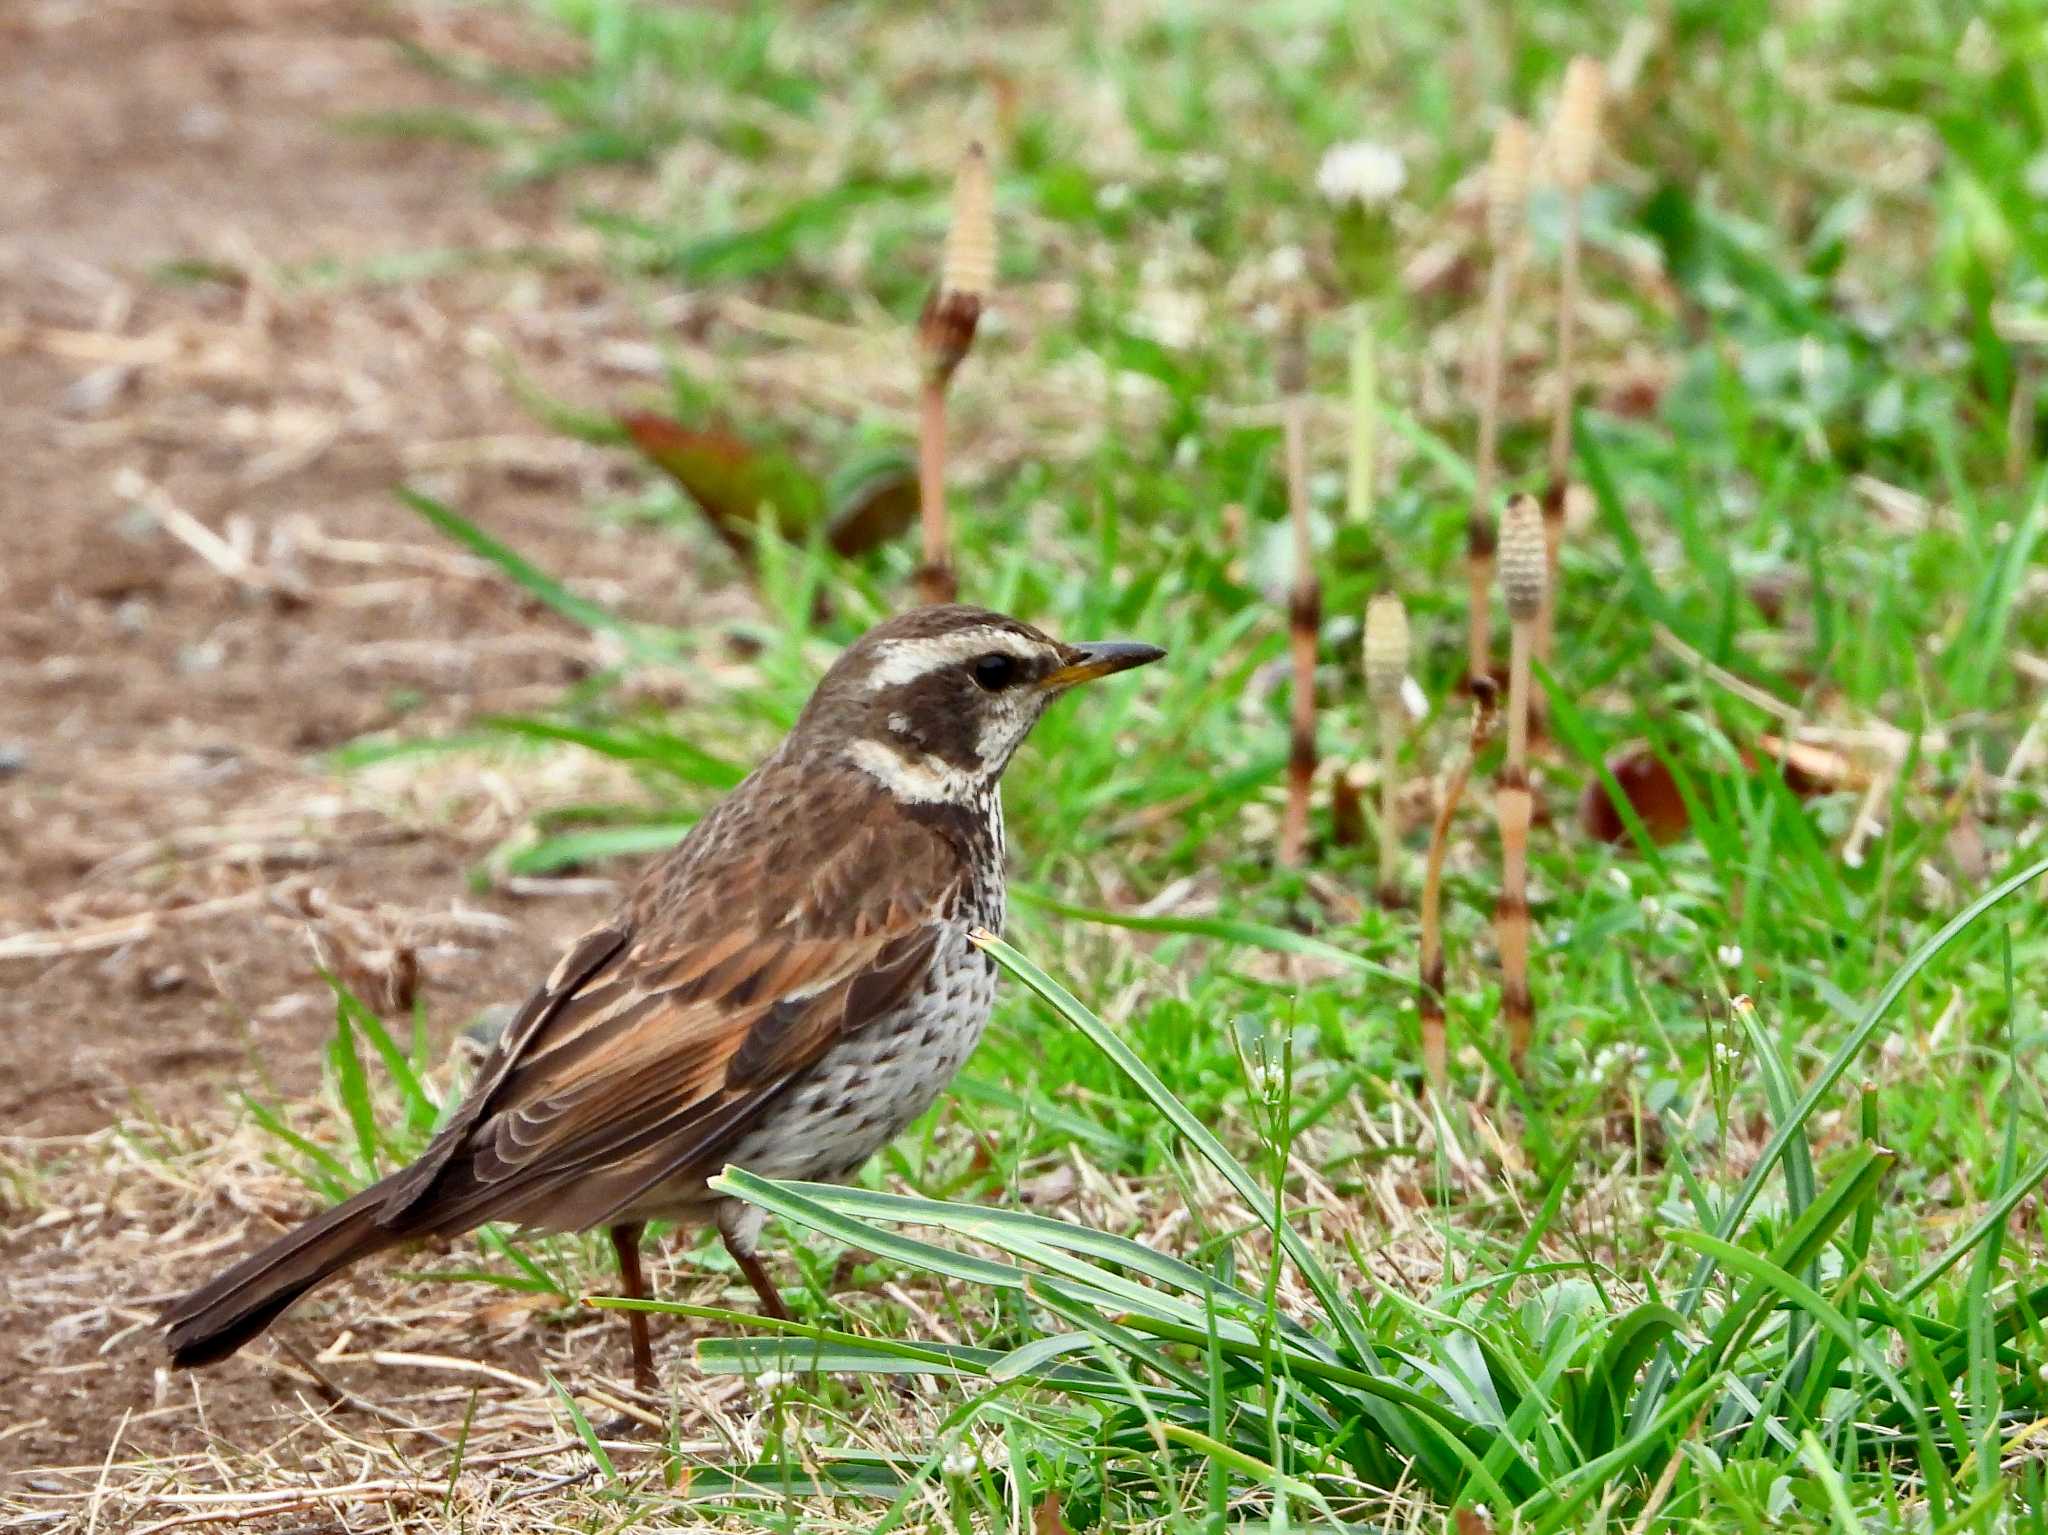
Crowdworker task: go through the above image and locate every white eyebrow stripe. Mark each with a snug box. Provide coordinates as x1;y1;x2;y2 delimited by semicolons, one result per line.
863;628;1045;690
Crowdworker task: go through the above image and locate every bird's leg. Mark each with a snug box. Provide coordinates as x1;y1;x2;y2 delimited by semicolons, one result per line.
609;1221;658;1396
719;1222;791;1321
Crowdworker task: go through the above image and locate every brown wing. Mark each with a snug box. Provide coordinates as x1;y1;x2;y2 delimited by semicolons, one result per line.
377;760;966;1236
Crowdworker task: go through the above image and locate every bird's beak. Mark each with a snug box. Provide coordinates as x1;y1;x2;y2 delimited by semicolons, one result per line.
1040;640;1167;690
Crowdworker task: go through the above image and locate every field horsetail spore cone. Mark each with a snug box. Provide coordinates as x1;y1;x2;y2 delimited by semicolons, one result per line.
1467;115;1533;690
1364;594;1410;906
1541;56;1604;664
1496;493;1546;1071
915;142;995;608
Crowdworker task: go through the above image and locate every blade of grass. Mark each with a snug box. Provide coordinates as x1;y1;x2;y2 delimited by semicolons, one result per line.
401;487;675;663
545;1371;618;1481
326;998;382;1182
1013;892;1421;989
1636;855;2048;1430
972;930;1448;1485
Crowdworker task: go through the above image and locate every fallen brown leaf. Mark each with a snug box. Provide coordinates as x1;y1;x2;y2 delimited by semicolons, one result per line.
620;411;822;555
1581;743;1690;845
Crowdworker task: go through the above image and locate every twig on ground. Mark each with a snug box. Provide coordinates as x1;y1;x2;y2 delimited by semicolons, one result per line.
114;468;309;605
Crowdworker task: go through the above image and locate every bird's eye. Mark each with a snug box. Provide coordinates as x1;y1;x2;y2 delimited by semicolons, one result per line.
968;652;1020;691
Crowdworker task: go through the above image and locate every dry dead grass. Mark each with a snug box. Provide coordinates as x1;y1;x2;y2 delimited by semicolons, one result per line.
2;1062;1678;1532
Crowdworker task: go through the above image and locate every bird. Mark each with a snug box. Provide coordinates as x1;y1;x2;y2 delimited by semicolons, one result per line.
160;605;1164;1394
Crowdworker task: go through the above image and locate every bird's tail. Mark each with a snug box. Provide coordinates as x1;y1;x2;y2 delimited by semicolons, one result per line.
161;1181;404;1368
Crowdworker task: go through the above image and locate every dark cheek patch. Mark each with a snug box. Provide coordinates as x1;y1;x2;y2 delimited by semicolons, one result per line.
881;675;986;769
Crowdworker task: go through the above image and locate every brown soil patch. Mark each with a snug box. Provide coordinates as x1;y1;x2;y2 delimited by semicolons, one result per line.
0;0;744;1502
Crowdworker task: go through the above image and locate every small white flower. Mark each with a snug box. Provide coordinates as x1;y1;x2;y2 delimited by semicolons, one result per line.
1608;867;1633;894
1132;287;1202;350
1716;943;1743;968
753;1369;794;1391
942;1448;977;1477
1316;140;1407;208
1267;244;1310;284
1593;1042;1647;1076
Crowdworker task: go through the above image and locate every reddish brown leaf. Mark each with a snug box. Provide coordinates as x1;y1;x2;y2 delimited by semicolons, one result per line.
1580;742;1691;845
620;412;823;555
826;466;918;556
1033;1493;1071;1535
1583;729;1868;848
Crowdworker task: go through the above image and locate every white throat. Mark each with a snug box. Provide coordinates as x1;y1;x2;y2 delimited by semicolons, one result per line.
845;738;987;805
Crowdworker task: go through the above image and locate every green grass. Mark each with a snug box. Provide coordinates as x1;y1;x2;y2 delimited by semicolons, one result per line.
236;0;2048;1526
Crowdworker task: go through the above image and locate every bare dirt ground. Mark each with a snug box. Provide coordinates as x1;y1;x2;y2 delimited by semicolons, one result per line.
1;0;753;1508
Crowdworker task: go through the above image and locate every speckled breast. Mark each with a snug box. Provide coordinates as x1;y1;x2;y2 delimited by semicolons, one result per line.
717;848;1005;1188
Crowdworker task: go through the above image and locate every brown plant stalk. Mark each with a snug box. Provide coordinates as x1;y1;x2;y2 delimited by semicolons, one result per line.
1279;328;1318;868
1364;594;1410;906
1420;677;1497;1095
1497;494;1546;1073
1468;116;1533;688
1331;771;1366;848
915;142;994;607
1540;56;1604;663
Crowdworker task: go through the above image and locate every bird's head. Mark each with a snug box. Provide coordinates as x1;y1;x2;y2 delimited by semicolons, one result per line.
789;605;1165;803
